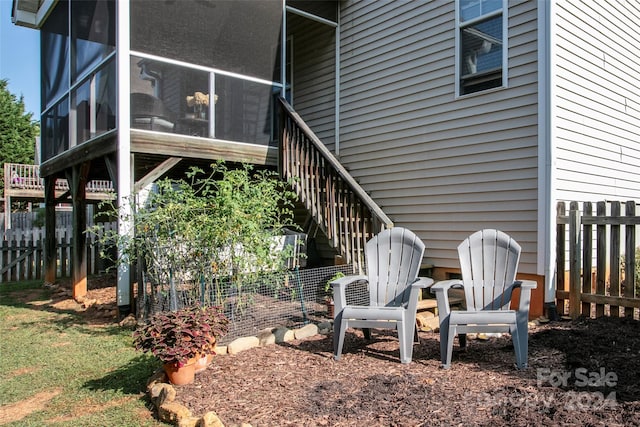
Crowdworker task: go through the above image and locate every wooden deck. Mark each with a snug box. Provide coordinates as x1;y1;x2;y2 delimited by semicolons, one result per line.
4;163;114;230
4;163;114;202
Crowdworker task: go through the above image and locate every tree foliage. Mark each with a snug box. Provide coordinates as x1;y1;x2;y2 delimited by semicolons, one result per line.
92;162;301;316
0;79;39;174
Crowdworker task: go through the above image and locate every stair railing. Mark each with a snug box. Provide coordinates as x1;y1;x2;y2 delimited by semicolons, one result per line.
278;97;393;271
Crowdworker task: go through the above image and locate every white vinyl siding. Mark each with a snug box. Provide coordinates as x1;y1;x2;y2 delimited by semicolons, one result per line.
553;0;640;202
339;0;539;272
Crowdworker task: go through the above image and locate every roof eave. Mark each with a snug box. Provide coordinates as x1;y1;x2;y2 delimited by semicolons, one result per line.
12;0;57;29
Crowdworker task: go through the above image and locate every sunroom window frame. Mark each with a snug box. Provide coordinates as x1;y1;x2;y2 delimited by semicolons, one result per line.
455;0;508;97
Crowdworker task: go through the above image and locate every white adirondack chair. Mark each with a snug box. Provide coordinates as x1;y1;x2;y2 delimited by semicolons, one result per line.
331;227;433;364
431;229;537;369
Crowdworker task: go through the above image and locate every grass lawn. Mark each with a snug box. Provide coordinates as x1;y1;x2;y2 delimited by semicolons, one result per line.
0;281;167;426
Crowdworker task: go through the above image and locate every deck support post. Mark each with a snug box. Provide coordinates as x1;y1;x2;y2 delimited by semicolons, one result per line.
44;176;56;284
70;163;90;300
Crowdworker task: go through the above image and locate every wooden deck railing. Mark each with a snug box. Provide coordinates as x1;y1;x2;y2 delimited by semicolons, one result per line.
278;97;393;271
4;163;115;230
556;200;640;319
4;163;114;194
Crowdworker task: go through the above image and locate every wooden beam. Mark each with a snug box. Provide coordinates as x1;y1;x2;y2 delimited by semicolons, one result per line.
556;290;640;309
44;176;56;284
130;130;278;166
104;153;118;194
40;130;117;178
134;157;182;193
568;203;581;319
71;162;90;300
4;163;9;230
4;195;10;231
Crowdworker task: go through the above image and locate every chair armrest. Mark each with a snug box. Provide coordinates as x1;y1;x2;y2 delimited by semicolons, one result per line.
430;279;463;294
407;277;435;314
513;280;537;315
430;280;463;318
411;276;434;289
331;275;368;314
330;275;367;289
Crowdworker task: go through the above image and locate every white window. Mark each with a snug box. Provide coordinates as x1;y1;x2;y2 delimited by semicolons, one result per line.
456;0;507;96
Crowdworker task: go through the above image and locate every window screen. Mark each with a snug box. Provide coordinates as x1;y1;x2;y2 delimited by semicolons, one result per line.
41;0;69;111
71;0;115;82
130;0;283;82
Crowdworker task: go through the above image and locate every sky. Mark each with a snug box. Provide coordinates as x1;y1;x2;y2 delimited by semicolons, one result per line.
0;0;41;118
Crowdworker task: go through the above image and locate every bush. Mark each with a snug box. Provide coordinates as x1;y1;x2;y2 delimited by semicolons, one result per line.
133;305;228;366
92;161;300;314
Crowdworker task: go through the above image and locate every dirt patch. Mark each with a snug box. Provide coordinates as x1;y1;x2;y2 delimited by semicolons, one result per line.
44;396;135;424
43;273;120;325
0;388;62;425
5;366;40;380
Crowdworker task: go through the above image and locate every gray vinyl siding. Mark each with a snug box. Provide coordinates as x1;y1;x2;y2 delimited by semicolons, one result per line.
288;13;336;149
553;0;640;203
338;0;539;272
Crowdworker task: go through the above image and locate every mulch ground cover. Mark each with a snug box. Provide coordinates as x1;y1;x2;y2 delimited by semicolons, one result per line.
58;276;640;426
177;316;640;426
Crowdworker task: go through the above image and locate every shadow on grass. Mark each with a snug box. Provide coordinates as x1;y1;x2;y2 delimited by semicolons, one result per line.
0;279;121;330
83;354;160;395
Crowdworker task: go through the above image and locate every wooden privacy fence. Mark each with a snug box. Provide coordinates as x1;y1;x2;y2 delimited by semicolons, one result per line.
0;222;117;283
556;201;640;319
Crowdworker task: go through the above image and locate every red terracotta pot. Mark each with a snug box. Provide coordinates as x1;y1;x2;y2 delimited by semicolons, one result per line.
196;354;213;374
326;299;335;318
194;354;210;373
163;360;196;385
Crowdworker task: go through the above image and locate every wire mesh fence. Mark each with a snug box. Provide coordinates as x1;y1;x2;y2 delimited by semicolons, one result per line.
137;264;370;344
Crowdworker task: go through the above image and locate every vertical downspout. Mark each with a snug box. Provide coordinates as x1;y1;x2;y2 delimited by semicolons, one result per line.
334;4;340;157
537;0;557;318
116;0;133;317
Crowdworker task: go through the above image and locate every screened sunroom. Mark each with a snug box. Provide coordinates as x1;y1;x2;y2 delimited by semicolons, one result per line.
13;0;340;314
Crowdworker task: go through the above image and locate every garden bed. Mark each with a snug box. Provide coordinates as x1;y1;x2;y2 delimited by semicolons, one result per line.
178;316;640;426
68;275;640;426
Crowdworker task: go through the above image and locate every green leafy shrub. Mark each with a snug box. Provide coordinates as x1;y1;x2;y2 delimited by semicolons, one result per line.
92;161;300;314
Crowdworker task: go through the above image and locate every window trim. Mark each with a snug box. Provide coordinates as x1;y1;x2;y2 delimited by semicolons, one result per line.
455;0;508;97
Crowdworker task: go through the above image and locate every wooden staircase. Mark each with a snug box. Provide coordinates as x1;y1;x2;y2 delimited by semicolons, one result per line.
278;98;393;272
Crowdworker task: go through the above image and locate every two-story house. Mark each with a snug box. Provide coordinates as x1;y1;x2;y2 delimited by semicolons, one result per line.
12;0;640;319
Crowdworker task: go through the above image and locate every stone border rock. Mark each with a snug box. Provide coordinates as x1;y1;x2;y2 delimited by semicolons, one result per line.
144;321;333;427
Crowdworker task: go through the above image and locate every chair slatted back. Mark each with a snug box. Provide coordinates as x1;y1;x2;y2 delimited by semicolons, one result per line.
366;227;425;307
458;229;521;311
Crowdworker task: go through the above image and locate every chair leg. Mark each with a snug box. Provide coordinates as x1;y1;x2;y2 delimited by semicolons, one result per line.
363;328;372;340
398;320;415;364
514;318;529;369
333;312;346;361
438;315;451;368
445;325;456;369
397;321;407;363
459;333;467;349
